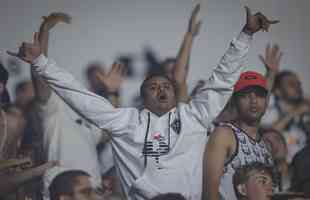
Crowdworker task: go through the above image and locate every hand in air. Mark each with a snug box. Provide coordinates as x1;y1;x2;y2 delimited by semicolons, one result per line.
7;32;42;64
243;6;279;35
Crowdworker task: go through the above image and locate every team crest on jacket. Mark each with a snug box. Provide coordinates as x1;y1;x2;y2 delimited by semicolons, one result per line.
171;119;181;134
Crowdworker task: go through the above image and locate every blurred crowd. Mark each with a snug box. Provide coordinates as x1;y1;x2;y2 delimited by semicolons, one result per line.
0;4;309;200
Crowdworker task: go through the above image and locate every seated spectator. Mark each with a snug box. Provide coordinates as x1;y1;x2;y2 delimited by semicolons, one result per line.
262;70;310;163
149;193;186;200
49;169;99;200
233;162;274;200
261;128;290;191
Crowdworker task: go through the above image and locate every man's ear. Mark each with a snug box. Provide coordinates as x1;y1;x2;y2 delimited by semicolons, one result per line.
237;184;247;196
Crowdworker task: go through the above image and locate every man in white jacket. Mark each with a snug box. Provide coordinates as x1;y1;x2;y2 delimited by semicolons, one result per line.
8;5;278;200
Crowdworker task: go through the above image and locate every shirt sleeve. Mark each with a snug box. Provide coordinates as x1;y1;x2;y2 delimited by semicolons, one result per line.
31;55;137;135
186;32;252;127
36;91;61;117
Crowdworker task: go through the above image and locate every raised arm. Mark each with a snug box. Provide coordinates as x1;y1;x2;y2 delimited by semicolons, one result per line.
8;33;134;134
32;13;71;104
202;126;235;200
187;7;279;126
259;43;282;94
173;4;202;103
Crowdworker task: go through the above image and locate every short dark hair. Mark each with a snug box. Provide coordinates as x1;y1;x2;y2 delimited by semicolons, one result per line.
233;162;274;200
49;170;90;200
273;70;296;90
150;193;186;200
161;58;176;68
140;73;176;99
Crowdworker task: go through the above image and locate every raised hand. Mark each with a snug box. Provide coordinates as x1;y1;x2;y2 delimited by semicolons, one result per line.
259;44;283;73
243;6;279;35
95;62;126;93
7;32;42;64
188;4;202;37
41;12;71;31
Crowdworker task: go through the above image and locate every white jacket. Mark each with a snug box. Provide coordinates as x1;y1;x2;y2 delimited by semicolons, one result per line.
32;32;252;200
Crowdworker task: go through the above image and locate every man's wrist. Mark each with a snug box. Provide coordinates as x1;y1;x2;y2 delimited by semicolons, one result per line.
31;54;48;67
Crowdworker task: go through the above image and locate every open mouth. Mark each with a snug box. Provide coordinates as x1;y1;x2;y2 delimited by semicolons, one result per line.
249;107;258;113
158;93;168;102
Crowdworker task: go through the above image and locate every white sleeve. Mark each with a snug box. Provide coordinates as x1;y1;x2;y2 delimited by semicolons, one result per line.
36;91;61;117
31;55;137;135
187;32;252;127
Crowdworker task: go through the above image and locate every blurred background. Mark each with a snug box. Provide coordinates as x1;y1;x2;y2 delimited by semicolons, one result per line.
0;0;309;105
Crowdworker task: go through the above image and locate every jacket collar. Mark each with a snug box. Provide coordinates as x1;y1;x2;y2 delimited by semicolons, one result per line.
140;107;177;120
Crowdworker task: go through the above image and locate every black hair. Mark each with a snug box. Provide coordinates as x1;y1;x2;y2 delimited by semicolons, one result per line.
160;58;176;68
150;193;186;200
49;170;90;200
140;73;176;100
231;86;268;107
273;70;296;91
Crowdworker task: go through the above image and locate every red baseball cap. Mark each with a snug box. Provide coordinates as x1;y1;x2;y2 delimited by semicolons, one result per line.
234;71;267;93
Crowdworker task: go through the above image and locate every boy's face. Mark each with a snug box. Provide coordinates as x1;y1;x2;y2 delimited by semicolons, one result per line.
243;170;273;200
64;176;98;200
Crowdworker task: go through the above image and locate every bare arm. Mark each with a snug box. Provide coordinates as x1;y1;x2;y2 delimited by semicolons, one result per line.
259;44;282;94
0;161;57;195
186;7;279;126
32;13;71;104
174;4;201;103
203;126;235;200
